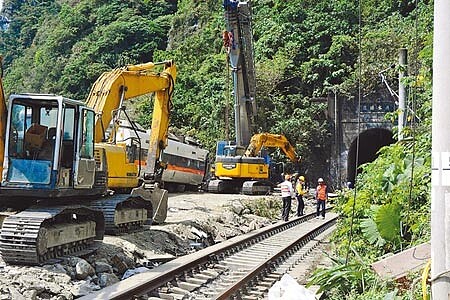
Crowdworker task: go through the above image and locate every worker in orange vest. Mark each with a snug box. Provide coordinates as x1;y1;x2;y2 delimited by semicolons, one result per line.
315;178;328;219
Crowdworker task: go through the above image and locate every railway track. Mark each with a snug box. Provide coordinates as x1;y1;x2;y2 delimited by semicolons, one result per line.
81;210;337;300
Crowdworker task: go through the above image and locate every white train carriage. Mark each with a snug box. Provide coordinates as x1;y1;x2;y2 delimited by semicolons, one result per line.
113;121;209;191
161;141;208;190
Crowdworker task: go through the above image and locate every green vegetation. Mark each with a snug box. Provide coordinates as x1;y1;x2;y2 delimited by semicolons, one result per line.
242;197;282;220
0;0;433;298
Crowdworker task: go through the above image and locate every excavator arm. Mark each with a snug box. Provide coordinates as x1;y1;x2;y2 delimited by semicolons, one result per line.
86;60;176;179
244;133;300;163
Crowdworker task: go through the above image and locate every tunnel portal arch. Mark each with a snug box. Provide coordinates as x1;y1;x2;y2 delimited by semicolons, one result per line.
347;128;394;185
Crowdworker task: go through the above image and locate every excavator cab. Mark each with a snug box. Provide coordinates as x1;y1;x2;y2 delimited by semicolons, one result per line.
1;94;105;198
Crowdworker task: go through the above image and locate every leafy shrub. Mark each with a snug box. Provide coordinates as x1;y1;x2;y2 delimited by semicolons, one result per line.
242;197;282;220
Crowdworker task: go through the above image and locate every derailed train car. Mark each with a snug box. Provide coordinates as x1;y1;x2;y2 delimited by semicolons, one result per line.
113;120;209;192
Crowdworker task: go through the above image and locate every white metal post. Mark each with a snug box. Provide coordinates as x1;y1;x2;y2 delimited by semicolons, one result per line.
432;0;450;298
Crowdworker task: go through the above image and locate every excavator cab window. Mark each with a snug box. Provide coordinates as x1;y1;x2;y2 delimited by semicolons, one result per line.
6;98;59;185
79;110;94;159
73;108;96;189
223;145;246;157
9;101;59;160
9;104;31;157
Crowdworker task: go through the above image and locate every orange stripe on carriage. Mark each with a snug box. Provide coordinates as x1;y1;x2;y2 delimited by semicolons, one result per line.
166;164;205;175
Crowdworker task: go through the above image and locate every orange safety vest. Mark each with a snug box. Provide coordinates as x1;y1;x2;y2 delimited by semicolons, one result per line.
316;184;327;201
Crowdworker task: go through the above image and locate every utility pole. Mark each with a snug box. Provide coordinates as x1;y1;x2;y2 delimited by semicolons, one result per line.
432;0;450;298
333;87;341;187
398;48;407;141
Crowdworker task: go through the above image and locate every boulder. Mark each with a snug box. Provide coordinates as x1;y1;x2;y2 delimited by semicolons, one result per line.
75;259;95;280
230;200;245;215
98;273;119;288
248;219;259;231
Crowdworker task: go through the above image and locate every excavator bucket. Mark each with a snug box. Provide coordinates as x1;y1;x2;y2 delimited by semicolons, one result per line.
130;185;168;224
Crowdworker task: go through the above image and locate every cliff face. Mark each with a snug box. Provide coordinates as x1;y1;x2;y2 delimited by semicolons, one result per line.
0;0;176;98
0;0;433;166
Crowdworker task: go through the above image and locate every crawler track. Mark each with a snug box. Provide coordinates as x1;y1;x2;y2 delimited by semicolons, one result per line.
0;206;104;265
81;209;336;300
88;194;153;234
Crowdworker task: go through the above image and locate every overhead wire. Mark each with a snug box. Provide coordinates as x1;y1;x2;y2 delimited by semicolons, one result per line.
225;44;231;141
346;0;362;265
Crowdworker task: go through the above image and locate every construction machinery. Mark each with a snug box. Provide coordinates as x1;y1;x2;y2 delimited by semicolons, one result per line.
0;59;176;264
208;1;300;194
86;60;176;224
209;133;300;194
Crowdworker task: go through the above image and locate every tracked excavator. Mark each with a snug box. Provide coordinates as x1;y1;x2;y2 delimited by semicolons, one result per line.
0;58;176;264
210;133;300;194
86;60;176;225
208;1;300;194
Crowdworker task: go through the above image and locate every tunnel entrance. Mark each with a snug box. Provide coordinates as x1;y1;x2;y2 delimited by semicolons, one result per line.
347;128;394;185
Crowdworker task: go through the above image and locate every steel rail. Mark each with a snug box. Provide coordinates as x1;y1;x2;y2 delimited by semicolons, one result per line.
80;208;333;300
214;216;337;299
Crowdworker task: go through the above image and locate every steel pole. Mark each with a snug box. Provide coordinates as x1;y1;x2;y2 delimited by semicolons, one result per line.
432;0;450;298
398;48;407;141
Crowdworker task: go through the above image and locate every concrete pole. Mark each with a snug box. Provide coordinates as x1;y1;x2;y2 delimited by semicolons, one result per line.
398;48;407;141
432;0;450;298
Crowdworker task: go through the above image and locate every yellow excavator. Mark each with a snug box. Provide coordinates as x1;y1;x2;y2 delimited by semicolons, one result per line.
209;133;300;194
86;60;176;224
0;58;176;264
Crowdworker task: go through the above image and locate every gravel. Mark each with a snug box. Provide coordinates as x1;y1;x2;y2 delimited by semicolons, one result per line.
0;192;289;299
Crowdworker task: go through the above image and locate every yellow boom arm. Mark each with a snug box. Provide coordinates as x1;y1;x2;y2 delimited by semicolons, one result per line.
86;60;176;177
244;133;300;163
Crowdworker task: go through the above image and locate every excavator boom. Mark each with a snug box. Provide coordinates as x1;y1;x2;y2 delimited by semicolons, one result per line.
86;60;176;178
245;133;300;163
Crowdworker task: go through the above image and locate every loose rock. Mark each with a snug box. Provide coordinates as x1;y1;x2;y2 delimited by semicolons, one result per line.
98;273;119;288
95;262;113;274
75;259;95;280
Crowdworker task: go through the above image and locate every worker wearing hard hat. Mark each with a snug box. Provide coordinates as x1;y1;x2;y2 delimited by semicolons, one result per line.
279;174;295;221
315;178;328;219
295;175;307;216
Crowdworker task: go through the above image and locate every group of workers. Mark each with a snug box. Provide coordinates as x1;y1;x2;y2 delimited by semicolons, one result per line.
279;174;328;222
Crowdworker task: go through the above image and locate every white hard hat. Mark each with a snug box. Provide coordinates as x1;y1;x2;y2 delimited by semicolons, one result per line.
318;178;324;183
